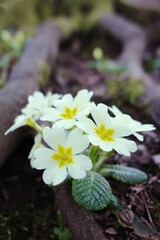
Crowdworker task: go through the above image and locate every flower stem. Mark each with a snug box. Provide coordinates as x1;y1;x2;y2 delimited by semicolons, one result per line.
92;156;106;172
92;150;114;172
34;123;43;134
27;118;42;134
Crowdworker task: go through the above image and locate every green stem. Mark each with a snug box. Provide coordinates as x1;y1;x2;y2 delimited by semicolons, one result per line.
92;150;114;172
34;123;43;134
92;152;108;172
27;118;42;134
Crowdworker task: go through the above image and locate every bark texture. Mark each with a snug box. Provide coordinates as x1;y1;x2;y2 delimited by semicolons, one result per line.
54;184;107;240
0;22;62;166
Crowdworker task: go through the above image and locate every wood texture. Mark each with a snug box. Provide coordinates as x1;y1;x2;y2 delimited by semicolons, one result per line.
54;184;107;240
0;22;62;166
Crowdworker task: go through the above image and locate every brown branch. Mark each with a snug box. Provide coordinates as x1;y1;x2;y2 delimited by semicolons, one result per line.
99;14;160;125
54;184;107;240
0;22;62;166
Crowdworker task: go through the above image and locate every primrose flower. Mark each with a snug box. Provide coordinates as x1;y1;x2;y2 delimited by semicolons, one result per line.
45;92;62;107
28;133;43;168
76;103;137;156
109;105;155;141
5;114;34;135
41;89;93;129
5;91;61;135
32;126;92;186
23;91;61;120
5;93;48;135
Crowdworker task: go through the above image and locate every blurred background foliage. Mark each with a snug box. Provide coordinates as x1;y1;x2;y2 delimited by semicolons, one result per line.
0;0;114;88
0;0;113;36
0;0;159;88
1;0;160;36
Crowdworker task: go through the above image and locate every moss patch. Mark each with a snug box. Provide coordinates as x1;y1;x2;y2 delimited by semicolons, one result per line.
106;76;144;105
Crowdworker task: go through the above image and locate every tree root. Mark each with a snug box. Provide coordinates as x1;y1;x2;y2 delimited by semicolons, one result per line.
100;14;147;79
115;0;160;25
0;22;61;166
54;184;107;240
99;14;160;125
117;0;160;12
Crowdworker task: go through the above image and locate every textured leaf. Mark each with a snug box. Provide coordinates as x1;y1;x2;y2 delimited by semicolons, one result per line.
108;194;123;210
100;164;147;184
72;171;112;210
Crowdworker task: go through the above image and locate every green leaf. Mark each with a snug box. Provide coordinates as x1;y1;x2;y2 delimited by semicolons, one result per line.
88;59;127;74
100;164;147;184
108;194;123;210
54;227;60;235
59;228;72;240
72;171;112;210
54;211;72;240
57;210;64;230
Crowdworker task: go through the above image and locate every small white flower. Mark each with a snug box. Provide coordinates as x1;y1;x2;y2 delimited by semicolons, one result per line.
109;105;155;141
76;103;137;156
32;126;92;186
45;92;62;107
5;91;60;135
5;113;42;135
5;114;32;135
41;89;93;129
23;91;61;120
28;133;43;168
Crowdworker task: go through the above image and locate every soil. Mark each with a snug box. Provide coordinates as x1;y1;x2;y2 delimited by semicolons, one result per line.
1;32;160;240
0;136;59;240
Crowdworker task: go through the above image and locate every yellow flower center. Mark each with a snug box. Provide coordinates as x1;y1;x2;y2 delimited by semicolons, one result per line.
52;145;73;168
95;124;115;141
60;107;77;119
